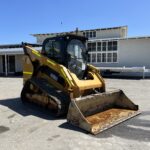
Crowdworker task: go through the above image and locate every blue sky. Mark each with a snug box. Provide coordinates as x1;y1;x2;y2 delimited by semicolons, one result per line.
0;0;150;44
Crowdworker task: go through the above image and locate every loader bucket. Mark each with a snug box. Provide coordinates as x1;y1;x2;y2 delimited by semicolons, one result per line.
67;89;140;134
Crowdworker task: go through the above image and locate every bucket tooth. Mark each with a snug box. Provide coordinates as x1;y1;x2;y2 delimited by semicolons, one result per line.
67;89;140;134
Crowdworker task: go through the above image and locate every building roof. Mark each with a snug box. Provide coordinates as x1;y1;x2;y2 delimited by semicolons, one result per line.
88;36;150;42
0;43;41;49
0;47;41;55
0;43;41;55
31;26;128;37
121;36;150;40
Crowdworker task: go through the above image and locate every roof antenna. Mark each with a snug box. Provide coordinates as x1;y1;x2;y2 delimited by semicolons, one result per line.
60;21;63;33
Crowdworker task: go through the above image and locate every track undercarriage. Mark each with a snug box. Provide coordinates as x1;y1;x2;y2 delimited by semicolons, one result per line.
21;78;70;116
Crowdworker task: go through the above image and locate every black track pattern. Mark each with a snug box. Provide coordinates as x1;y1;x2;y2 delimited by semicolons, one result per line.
21;78;70;116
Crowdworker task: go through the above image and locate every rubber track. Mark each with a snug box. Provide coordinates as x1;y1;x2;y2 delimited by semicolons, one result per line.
21;78;70;116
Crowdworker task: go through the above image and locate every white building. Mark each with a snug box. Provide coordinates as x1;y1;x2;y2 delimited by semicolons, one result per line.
0;26;150;77
0;44;41;76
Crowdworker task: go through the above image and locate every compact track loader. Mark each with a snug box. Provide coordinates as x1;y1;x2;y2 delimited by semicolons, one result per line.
21;34;140;134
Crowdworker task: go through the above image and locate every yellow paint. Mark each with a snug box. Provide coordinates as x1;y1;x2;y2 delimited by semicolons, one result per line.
66;78;72;86
61;70;66;78
47;59;55;66
61;69;73;86
23;71;33;75
32;50;41;57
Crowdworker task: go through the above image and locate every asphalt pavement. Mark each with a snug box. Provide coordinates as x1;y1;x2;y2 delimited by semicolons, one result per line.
0;77;150;150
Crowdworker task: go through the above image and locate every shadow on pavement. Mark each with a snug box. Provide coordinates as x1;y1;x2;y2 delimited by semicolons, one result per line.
59;122;88;134
0;97;65;120
60;111;150;142
0;97;150;142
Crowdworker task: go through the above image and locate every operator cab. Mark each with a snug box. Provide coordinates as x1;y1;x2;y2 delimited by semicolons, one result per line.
42;34;88;77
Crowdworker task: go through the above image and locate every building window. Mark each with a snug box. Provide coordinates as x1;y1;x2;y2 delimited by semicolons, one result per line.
102;53;106;62
90;32;93;38
86;32;89;38
91;53;96;62
91;43;96;51
87;42;96;51
97;42;101;51
102;42;107;51
113;53;117;62
87;40;118;63
87;43;91;51
84;31;96;38
113;41;117;51
108;41;113;51
108;41;117;51
93;31;96;38
107;53;112;62
97;53;101;62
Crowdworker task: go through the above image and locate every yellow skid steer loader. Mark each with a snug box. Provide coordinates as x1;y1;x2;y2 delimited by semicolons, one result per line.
21;34;140;134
